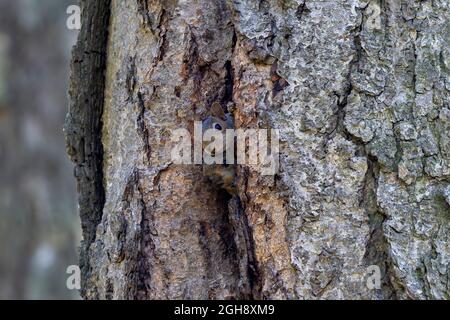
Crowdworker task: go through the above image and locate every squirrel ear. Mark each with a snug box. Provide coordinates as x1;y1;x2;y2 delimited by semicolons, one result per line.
210;102;225;119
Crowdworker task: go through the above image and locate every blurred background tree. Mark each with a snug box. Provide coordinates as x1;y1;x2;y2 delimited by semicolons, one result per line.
0;0;79;299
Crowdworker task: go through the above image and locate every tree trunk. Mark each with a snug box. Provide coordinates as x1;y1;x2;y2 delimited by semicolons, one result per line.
66;0;450;300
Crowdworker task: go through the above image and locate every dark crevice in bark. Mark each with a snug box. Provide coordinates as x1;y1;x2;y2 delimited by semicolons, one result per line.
223;30;237;109
126;56;137;100
224;29;261;299
200;189;241;299
334;4;399;299
361;156;398;299
105;279;114;300
228;194;261;299
119;169;156;299
65;0;111;298
156;9;169;62
190;21;260;299
136;174;154;300
338;92;399;299
222;59;234;108
295;0;309;22
137;91;152;164
239;199;261;299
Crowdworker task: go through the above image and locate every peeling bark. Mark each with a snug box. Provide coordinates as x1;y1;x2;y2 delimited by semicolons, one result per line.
65;0;110;298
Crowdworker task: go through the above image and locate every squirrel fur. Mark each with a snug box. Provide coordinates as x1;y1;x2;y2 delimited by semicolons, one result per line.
202;102;236;195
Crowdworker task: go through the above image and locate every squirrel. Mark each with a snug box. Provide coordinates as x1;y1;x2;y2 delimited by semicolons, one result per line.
202;101;237;195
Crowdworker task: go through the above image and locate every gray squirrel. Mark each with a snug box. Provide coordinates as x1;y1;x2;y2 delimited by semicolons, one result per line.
201;102;236;195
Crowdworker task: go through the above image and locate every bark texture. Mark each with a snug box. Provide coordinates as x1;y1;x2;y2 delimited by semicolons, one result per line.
65;0;110;298
67;0;450;299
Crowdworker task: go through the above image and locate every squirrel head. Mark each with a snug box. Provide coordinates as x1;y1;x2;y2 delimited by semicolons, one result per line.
202;102;228;132
202;102;229;157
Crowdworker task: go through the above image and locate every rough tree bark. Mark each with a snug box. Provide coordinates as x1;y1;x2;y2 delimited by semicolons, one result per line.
66;0;449;299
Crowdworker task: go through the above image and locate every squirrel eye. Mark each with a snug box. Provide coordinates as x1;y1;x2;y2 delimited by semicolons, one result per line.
214;123;223;130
